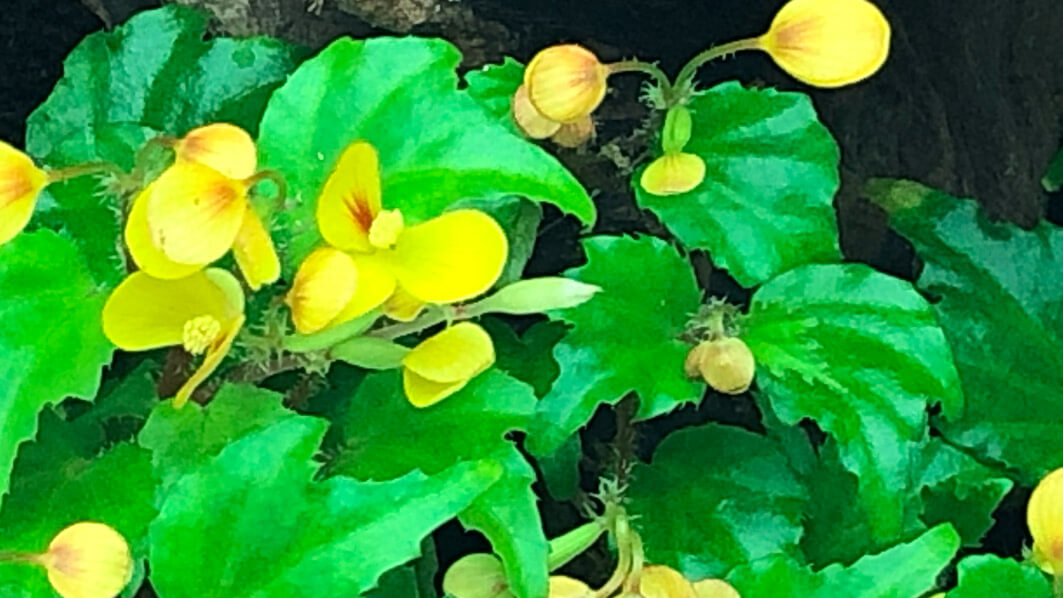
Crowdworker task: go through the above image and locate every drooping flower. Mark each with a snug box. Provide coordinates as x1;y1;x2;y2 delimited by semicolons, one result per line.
125;156;279;290
102;268;245;408
0;140;48;245
640;153;706;196
756;0;891;88
1028;467;1063;574
401;322;495;407
37;522;133;598
512;85;597;147
286;141;508;334
524;44;609;123
442;553;514;598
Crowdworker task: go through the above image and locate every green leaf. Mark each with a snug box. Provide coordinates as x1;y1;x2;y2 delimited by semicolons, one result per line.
628;423;807;579
148;413;502;597
1043;146;1063;192
464;57;524;127
459;449;548;598
946;555;1051;598
869;179;1063;482
0;231;114;505
634;81;841;287
0;407;155;597
257;37;594;274
365;553;439;598
27;5;302;161
330;369;536;481
536;433;582;501
727;524;960;598
482;317;566;398
744;264;963;543
331;336;410;370
529;236;701;454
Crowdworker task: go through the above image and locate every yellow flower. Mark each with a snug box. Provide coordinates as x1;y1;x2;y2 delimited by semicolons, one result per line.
401;322;495;407
102;268;245;408
442;553;514;598
125;160;279;290
287;141;508;334
0;140;48;245
524;44;609;123
1028;467;1063;574
37;522;133;598
640;565;698;598
640;152;706;196
692;578;741;598
757;0;891;88
549;576;593;598
173;123;258;180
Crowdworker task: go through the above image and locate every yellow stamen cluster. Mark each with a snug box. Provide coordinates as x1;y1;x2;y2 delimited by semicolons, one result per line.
368;209;405;249
182;315;223;355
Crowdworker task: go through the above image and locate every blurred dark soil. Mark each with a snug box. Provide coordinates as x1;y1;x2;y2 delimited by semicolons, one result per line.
6;0;1063;590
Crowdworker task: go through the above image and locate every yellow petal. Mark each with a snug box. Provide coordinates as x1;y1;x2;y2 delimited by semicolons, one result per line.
232;206;280;290
640;152;706;196
285;247;359;334
640;565;697;598
173;313;245;408
0;140;47;245
442;553;513;598
391;210;508;304
548;576;593;598
758;0;891;88
125;184;205;279
332;252;397;325
524;44;609;123
384;286;427;322
174;123;257;180
551;115;595;148
692;579;741;598
512;85;561;139
102;268;244;351
145;161;248;265
1028;467;1063;574
316;140;382;252
403;368;469;409
403;322;495;384
40;522;133;598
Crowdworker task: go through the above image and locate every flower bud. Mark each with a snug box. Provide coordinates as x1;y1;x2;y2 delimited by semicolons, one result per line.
640;152;706;196
692;578;741;598
661;106;693;154
39;522;133;598
0;140;48;245
757;0;890;88
640;565;697;598
525;44;609;123
512;85;562;139
442;553;514;598
688;337;755;394
549;575;593;598
552;115;595;148
476;277;601;315
174;123;258;180
547;520;607;571
1028;467;1063;574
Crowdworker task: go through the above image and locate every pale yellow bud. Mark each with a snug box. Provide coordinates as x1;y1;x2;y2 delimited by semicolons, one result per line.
524;44;609;123
442;553;514;598
692;578;741;598
551;115;595;148
640;565;697;598
39;522;133;598
688;338;756;394
548;575;593;598
512;85;562;139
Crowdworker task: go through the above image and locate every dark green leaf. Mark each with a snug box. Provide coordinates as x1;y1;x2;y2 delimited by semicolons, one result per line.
745;264;962;543
529;236;701;454
1043;147;1063;192
635;81;841;287
869;179;1063;482
0;231;114;505
482;317;566;398
628;423;807;579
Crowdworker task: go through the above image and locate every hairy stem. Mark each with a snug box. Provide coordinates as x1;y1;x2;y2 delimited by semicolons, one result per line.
674;37;762;90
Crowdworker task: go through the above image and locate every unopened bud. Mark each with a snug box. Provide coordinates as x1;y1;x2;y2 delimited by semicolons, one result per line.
39;522;133;598
525;44;609;123
640;565;697;598
661;106;693;154
687;337;755;394
512;85;562;139
692;578;741;598
476;277;601;315
442;553;514;598
547;520;607;571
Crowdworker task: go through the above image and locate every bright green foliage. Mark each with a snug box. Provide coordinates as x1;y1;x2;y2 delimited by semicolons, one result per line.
529;236;702;454
744;264;963;543
148;411;503;597
329;370;547;598
365;558;438;598
256;36;594;274
628;424;808;579
483;317;566;397
871;179;1063;482
727;524;959;598
1043;146;1063;191
464;57;524;129
635;82;841;287
0;231;115;505
946;555;1051;597
0;408;155;597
